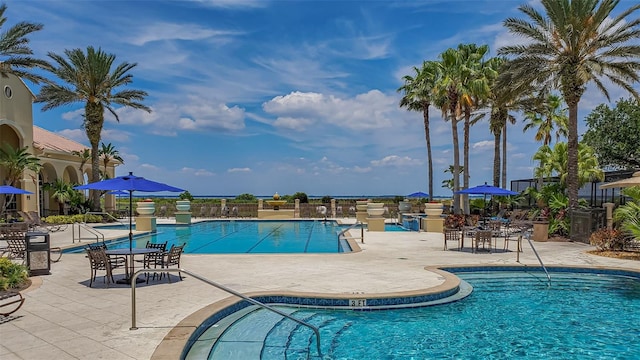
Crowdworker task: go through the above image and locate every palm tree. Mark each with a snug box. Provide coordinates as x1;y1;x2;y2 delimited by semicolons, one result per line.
434;47;466;213
0;3;49;83
456;44;496;207
71;148;91;173
398;60;440;202
533;142;604;190
99;142;124;179
37;46;151;210
523;93;568;146
44;179;75;215
499;0;640;210
0;144;41;214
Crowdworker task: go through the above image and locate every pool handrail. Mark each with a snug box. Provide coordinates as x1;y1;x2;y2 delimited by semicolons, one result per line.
338;221;364;244
72;222;105;244
129;268;323;357
523;230;551;285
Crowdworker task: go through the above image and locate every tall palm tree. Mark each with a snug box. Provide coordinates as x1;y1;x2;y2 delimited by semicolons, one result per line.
398;60;440;202
499;0;640;210
434;47;466;213
37;46;151;210
99;142;124;179
456;44;495;207
523;93;568;146
0;3;49;83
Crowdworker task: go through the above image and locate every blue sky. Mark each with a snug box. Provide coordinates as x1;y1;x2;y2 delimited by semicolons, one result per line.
7;0;639;197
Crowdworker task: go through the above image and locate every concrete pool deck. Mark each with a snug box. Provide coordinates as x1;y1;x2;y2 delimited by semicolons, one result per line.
2;218;640;359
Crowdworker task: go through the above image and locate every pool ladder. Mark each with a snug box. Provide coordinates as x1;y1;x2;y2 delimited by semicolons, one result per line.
521;230;551;285
129;268;323;357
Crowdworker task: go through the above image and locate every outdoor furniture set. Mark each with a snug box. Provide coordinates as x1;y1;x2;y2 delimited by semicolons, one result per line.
85;241;184;287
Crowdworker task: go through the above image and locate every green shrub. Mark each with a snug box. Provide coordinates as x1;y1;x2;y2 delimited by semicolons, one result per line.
292;192;308;203
0;258;29;291
235;193;256;201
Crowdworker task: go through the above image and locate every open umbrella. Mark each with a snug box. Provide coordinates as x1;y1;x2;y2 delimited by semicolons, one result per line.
600;171;640;189
75;172;183;253
456;183;519;225
407;191;429;198
0;185;33;195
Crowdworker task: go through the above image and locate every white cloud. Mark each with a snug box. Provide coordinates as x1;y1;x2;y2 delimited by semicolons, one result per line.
127;23;242;46
56;129;87;144
263;90;397;131
370;155;422;167
228;167;251;173
472;140;494;151
181;167;215;177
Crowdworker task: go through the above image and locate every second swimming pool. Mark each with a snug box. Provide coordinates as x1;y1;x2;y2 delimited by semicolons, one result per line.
97;220;358;254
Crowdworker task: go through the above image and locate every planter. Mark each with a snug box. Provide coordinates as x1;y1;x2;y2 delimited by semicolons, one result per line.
356;200;369;212
367;202;385;217
424;202;443;218
136;201;156;216
176;200;191;212
398;200;412;213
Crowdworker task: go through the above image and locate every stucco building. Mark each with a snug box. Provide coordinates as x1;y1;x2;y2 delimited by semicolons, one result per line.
1;73;118;217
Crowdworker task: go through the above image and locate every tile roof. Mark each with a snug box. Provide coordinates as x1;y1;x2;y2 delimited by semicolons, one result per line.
32;126;88;153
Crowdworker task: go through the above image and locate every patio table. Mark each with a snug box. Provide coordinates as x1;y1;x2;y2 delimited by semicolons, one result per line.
105;248;161;284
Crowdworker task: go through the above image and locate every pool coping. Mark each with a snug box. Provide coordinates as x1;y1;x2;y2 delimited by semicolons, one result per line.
151;264;640;360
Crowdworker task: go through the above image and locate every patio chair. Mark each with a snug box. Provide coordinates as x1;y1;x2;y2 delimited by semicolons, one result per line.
209;206;218;218
158;205;167;218
85;247;128;287
158;244;184;283
473;230;493;253
0;291;25;317
221;205;229;217
443;228;462;251
199;206;207;218
0;223;28;262
140;241;168;282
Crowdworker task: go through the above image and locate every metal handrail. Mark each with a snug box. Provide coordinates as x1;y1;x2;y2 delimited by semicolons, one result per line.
71;222;105;244
130;268;323;357
522;230;551;285
84;211;125;226
338;221;364;244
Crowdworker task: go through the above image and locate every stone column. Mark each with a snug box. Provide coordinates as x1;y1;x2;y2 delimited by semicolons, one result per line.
331;199;336;218
603;202;615;230
294;199;300;218
258;199;263;210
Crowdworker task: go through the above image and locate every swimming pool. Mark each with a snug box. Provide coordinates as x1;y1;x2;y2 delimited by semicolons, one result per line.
184;268;640;359
91;220;353;254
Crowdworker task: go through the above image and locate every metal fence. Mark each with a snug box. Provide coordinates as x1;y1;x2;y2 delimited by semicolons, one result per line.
570;208;606;243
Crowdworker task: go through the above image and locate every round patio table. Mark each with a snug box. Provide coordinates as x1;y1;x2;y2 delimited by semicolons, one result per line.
105;248;161;284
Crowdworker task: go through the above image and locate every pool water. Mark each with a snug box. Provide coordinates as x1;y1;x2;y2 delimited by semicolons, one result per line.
192;270;640;359
97;220;351;253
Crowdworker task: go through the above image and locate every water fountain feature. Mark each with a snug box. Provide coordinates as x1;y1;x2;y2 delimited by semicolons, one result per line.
258;192;294;219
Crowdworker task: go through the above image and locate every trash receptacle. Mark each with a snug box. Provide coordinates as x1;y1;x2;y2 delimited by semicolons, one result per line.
26;232;51;276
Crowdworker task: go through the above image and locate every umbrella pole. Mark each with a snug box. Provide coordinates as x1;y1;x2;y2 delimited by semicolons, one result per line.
129;191;133;253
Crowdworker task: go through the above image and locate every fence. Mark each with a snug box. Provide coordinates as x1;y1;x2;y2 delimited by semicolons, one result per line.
570;208;606;243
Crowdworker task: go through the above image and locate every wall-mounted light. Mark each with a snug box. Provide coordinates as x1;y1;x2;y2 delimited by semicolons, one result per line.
26;195;31;200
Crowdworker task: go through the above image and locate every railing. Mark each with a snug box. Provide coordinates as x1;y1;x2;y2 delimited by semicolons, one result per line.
129;268;323;357
71;222;105;244
338;221;364;245
84;211;125;226
522;229;551;285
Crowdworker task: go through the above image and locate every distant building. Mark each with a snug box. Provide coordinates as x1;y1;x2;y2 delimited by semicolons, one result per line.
0;73;119;216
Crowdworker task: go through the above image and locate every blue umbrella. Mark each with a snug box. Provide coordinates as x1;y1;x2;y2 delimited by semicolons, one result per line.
407;191;429;198
456;183;519;224
0;185;33;194
75;172;184;252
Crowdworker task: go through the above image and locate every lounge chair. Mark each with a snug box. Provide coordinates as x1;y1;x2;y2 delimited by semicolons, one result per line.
157;205;167;218
198;206;207;218
209;206;218;218
26;211;66;232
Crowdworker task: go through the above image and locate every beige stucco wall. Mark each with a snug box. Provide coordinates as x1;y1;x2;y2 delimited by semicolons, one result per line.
0;73;119;216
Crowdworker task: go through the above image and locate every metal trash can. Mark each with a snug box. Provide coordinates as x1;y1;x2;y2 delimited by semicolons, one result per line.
26;232;51;276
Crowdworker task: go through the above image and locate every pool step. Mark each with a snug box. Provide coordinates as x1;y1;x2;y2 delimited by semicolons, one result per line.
459;272;632;293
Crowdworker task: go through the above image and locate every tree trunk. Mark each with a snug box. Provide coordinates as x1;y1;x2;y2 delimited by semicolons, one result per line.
452;115;461;214
567;102;579;210
493;130;501;187
85;102;105;211
422;106;433;202
463;108;470;215
501;122;507;188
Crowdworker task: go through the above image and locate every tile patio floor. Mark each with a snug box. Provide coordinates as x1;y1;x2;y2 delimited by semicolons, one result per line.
1;219;639;359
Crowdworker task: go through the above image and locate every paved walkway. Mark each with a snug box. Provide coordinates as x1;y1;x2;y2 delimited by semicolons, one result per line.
1;219;639;359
